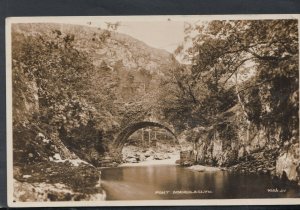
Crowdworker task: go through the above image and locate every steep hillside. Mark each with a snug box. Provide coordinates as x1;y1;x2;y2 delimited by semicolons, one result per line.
13;23;178;101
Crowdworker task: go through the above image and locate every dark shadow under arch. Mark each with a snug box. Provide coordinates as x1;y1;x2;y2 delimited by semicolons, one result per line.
114;121;177;149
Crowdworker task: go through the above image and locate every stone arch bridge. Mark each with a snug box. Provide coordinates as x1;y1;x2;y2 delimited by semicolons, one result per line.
113;121;177;148
112;115;178;151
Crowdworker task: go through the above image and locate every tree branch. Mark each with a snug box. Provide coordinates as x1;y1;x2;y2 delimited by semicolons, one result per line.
223;57;255;85
246;48;292;61
187;83;197;104
237;78;274;95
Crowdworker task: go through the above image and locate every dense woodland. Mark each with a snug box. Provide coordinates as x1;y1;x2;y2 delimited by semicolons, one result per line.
162;20;298;132
12;19;299;191
160;20;299;173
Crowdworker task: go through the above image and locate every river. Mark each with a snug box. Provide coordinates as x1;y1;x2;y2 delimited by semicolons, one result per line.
100;165;300;200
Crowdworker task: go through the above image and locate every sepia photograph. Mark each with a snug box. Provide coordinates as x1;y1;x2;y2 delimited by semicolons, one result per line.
6;15;300;206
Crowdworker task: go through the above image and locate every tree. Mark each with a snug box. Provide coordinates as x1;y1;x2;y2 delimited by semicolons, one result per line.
163;19;298;145
12;25;115;163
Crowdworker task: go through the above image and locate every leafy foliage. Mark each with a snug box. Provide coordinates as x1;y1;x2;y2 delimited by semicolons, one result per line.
12;26;112;163
163;19;298;144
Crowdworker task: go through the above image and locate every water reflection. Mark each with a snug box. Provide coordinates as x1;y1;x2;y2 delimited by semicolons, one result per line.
100;165;300;200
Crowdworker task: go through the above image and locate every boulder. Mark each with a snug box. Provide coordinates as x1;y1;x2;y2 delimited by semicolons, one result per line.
154;154;165;160
136;154;146;162
103;156;113;160
276;143;299;182
126;158;138;163
144;154;151;158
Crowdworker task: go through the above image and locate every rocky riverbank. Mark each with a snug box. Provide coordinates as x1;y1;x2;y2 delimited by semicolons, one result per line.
119;154;179;167
13;125;107;202
228;149;278;175
121;143;180;164
226;144;300;186
13;161;106;202
184;143;299;186
180;114;300;185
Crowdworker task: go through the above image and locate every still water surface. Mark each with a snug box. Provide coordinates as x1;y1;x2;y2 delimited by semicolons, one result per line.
101;165;300;200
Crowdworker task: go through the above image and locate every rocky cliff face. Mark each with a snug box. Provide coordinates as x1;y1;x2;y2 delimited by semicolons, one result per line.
12;58;39;124
12;36;78;164
185;103;299;185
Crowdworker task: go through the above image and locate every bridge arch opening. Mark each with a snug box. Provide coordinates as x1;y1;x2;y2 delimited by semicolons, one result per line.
114;121;178;149
114;121;180;164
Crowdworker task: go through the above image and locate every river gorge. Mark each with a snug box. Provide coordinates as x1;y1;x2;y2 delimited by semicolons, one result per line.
9;19;300;205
